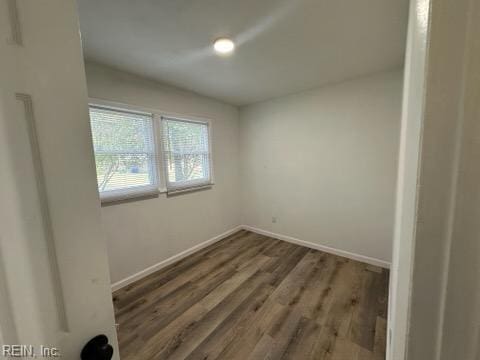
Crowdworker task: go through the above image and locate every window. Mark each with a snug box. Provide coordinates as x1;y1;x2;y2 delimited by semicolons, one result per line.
88;103;214;202
89;105;158;201
161;117;212;191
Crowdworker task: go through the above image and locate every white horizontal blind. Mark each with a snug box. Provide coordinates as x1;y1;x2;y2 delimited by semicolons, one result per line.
162;117;211;191
89;106;157;195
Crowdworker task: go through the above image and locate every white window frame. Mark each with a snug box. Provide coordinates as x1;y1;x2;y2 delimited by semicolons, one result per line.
89;99;214;203
159;115;214;194
88;102;160;203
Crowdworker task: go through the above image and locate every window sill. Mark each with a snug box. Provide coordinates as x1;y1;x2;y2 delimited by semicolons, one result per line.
166;183;213;196
99;183;214;205
100;187;160;205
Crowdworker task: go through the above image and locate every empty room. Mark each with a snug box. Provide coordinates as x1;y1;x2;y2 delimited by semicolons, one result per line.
3;0;480;359
78;0;405;358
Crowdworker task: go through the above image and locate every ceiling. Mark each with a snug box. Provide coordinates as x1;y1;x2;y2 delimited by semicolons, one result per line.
78;0;409;106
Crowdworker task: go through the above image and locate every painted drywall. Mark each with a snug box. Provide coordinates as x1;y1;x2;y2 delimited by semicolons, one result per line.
78;0;408;105
440;1;480;356
239;71;402;263
84;61;241;284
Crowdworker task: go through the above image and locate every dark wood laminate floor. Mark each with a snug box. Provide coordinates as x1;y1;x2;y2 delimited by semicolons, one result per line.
113;230;389;360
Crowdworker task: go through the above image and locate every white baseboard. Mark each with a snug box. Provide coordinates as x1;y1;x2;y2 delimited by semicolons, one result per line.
111;225;243;292
242;225;391;269
111;224;390;292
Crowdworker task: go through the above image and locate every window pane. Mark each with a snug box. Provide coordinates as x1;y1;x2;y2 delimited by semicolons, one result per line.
94;153;155;192
162;118;211;189
89;106;156;193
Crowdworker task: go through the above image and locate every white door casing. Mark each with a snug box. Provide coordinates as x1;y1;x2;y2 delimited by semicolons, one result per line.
389;0;480;358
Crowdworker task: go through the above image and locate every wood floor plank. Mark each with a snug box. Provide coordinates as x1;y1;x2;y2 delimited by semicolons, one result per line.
127;267;236;337
267;246;310;286
264;307;303;359
373;316;387;360
156;271;273;360
184;282;276;360
215;299;286;360
116;234;273;327
269;250;322;306
280;316;322;360
326;337;374;360
113;230;389;360
246;334;275;360
114;231;258;309
294;253;340;319
136;255;271;359
308;260;365;357
349;268;386;351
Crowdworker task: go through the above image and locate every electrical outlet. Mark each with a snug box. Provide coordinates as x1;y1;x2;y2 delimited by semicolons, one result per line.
272;216;277;223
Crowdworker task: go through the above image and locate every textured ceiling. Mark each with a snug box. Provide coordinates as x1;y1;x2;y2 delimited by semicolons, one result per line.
78;0;409;106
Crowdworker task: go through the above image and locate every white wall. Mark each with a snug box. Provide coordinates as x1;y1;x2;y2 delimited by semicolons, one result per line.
440;1;480;355
240;70;403;264
84;62;241;284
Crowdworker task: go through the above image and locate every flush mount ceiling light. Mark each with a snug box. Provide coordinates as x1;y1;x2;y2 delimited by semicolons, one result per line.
213;38;235;55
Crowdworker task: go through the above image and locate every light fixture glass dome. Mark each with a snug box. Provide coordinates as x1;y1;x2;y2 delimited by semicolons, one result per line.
213;38;235;55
